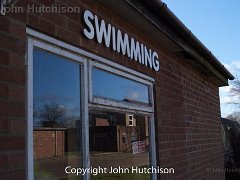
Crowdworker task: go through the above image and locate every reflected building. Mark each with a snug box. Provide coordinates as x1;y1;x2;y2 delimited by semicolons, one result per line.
89;112;149;153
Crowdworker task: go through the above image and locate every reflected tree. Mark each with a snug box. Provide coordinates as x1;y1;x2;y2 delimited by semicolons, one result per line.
39;103;66;127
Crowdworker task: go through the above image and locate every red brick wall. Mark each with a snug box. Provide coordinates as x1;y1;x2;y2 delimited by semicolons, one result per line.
156;58;224;179
33;130;65;159
0;0;225;179
0;0;27;179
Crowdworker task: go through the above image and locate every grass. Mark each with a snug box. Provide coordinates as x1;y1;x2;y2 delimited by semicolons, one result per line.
34;164;52;179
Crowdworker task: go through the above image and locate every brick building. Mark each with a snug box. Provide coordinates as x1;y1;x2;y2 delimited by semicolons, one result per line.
0;0;234;180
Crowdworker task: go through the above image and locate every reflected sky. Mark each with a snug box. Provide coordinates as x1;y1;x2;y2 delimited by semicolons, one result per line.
33;49;81;127
33;49;149;128
92;68;149;104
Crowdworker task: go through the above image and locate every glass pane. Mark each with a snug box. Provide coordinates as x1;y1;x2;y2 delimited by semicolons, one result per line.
92;68;150;105
89;110;150;179
33;49;82;180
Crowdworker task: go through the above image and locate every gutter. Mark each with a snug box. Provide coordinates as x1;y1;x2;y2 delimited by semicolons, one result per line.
126;0;234;82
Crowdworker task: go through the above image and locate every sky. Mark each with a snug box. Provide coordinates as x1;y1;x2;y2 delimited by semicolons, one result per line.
162;0;240;117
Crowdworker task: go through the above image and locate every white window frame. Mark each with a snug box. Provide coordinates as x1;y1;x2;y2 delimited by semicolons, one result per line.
27;37;89;180
26;28;157;180
89;61;154;113
129;120;133;126
128;115;134;126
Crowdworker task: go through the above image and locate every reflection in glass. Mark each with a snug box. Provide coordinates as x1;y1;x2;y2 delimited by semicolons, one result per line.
33;49;82;180
89;110;150;179
92;68;150;104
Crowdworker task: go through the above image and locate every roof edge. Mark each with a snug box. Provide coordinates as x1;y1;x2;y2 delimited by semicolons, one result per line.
128;0;234;81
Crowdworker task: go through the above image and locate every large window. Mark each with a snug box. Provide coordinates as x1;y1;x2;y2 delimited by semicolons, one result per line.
27;30;156;180
33;48;83;180
88;62;155;180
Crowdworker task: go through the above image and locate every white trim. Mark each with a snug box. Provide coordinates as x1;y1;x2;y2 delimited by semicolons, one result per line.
82;59;90;180
88;60;93;103
27;38;34;180
91;97;153;113
33;40;86;64
26;28;155;82
128;115;134;126
149;84;154;108
89;104;153;116
149;115;157;180
149;76;157;179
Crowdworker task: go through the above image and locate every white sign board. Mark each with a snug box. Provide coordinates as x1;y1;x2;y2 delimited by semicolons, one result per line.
132;140;146;154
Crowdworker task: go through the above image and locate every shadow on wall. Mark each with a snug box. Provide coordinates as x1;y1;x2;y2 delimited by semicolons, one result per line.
221;118;240;180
